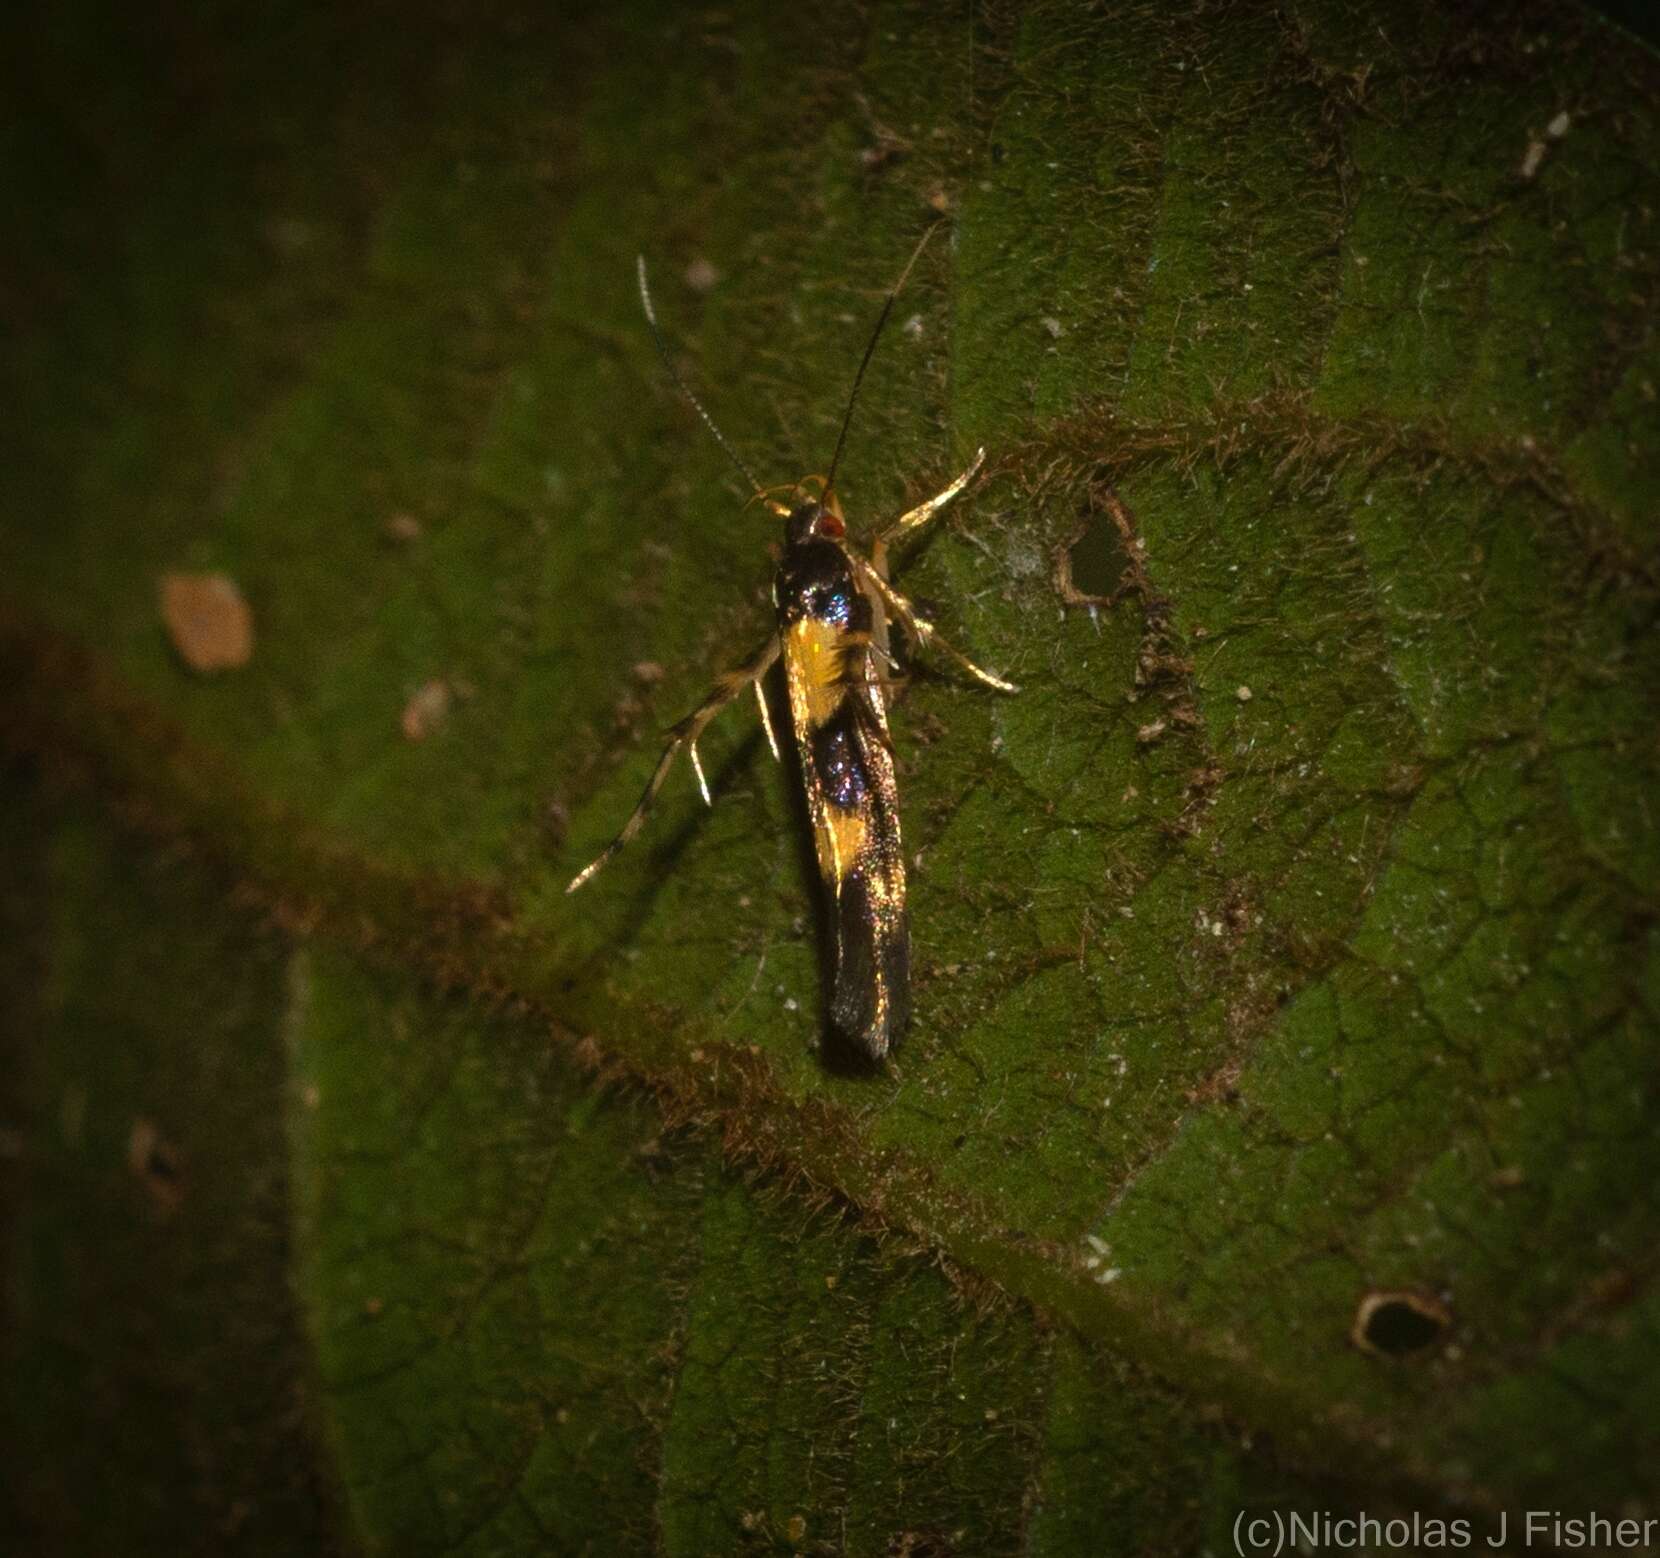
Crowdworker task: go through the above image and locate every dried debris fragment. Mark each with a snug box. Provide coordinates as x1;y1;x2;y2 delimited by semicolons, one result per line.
400;678;452;741
1519;108;1571;180
683;257;720;294
128;1116;186;1215
159;571;254;672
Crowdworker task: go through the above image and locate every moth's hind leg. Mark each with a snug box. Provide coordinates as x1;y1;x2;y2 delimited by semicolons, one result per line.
566;634;782;892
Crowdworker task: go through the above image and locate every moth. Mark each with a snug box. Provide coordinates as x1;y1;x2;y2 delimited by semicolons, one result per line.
567;235;1016;1059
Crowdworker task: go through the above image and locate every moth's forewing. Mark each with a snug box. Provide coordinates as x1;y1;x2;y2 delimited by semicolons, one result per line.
778;534;911;1058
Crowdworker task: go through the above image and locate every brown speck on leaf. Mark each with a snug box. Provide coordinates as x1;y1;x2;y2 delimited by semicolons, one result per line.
1186;1054;1244;1104
1236;684;1253;702
632;661;667;685
1185;761;1225;800
909;711;948;746
1520;109;1572;179
384;512;423;544
1136;717;1167;744
926;186;952;214
571;1035;604;1072
684;257;720;294
401;679;451;741
160;572;253;672
889;1530;958;1558
128;1116;185;1215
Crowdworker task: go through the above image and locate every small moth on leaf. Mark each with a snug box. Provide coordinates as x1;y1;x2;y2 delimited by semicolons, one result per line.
568;231;1016;1059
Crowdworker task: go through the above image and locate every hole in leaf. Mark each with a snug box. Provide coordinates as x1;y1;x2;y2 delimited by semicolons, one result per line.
1351;1289;1451;1359
1062;520;1130;604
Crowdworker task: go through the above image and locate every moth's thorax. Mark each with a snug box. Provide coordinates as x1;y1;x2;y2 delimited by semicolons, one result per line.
773;534;869;634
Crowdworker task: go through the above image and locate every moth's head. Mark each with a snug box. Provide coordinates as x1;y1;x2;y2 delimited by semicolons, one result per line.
784;499;845;546
781;480;846;545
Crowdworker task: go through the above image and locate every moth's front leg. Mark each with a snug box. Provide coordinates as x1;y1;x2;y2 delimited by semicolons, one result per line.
852;558;1018;695
875;447;986;548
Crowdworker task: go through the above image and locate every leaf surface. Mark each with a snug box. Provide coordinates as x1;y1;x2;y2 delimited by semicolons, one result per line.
4;0;1658;1548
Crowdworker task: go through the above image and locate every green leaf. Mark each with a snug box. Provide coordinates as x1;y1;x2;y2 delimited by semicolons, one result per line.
5;0;1659;1549
1;795;334;1551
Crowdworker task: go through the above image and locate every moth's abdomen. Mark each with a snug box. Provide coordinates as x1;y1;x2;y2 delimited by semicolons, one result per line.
829;862;910;1058
812;701;908;1057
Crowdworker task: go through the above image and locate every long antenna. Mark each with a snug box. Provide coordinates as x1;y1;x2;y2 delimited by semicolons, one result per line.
637;255;765;498
821;222;941;503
